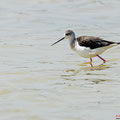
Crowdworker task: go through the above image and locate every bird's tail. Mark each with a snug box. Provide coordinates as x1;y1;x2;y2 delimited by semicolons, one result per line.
117;42;120;44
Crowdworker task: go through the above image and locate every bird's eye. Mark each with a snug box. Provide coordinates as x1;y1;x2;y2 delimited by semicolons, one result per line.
66;33;70;36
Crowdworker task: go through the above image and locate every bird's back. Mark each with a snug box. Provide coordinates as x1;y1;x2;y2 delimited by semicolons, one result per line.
77;36;115;49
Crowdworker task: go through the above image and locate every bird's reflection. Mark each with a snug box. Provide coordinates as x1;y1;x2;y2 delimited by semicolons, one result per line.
61;64;110;84
65;58;119;75
64;63;110;77
60;58;119;84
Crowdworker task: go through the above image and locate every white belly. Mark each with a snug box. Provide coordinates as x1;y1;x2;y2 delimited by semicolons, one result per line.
73;42;116;58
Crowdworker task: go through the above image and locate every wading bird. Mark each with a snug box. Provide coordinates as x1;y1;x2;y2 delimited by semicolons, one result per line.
51;30;120;67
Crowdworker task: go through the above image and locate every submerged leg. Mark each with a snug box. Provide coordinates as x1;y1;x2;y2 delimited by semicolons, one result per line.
90;58;93;68
96;55;106;63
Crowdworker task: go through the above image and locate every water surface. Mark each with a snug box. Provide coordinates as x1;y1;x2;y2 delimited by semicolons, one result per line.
0;0;120;120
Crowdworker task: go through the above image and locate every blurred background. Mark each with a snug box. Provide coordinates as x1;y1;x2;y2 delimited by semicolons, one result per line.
0;0;120;120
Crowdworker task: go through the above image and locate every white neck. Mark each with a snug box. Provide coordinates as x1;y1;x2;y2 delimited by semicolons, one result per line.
69;37;76;50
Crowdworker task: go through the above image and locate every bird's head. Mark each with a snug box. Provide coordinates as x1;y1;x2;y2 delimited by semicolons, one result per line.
51;30;75;46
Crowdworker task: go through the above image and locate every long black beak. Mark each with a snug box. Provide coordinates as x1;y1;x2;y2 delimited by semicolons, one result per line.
51;37;65;46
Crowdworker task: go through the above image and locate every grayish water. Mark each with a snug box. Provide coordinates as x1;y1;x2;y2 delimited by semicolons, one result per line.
0;0;120;120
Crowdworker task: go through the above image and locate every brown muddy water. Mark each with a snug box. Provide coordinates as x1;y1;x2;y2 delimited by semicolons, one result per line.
0;0;120;120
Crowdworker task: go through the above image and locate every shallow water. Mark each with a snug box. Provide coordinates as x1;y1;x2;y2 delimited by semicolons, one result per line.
0;0;120;120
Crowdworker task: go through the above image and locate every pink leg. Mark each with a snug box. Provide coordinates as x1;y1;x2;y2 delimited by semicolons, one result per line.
96;55;106;63
90;58;93;68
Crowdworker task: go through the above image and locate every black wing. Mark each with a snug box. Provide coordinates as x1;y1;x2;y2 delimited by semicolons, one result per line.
77;36;115;49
